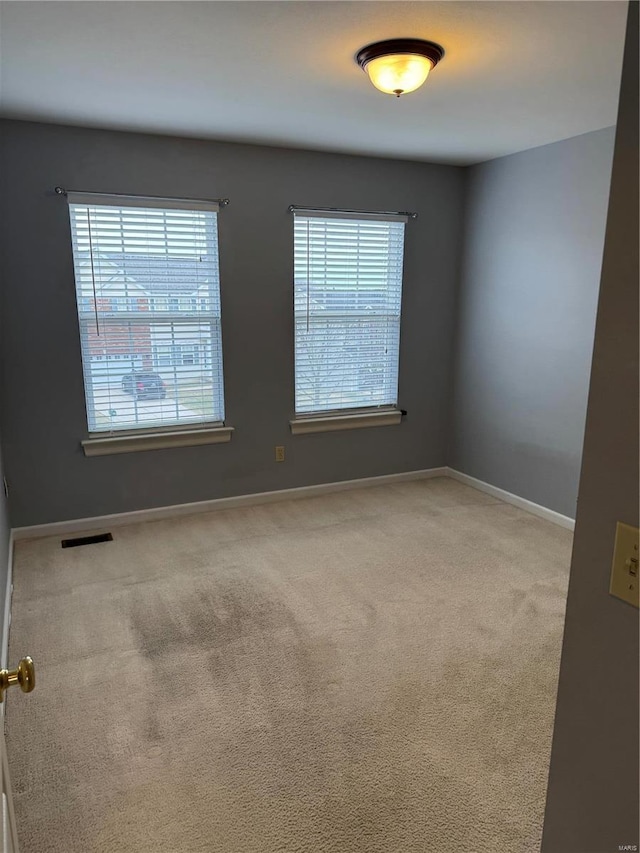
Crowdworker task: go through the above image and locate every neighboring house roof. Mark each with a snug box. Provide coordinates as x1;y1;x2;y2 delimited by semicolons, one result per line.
77;252;213;296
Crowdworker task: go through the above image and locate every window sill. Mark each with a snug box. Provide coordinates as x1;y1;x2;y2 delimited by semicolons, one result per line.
81;426;234;457
289;409;402;436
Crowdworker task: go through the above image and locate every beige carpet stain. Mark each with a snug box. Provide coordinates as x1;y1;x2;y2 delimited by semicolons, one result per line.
6;478;572;852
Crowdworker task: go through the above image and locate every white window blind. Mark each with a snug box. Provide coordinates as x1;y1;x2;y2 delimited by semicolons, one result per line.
68;197;225;434
293;212;406;415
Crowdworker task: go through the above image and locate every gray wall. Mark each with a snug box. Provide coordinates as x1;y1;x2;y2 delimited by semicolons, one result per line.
450;126;615;518
0;120;465;526
542;3;639;850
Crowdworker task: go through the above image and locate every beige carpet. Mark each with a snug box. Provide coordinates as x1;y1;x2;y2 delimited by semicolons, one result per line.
6;477;571;853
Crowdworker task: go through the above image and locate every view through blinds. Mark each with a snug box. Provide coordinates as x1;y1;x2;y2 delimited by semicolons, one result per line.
68;198;225;433
293;212;406;415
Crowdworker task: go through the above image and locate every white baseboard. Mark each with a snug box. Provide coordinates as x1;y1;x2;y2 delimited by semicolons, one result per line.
10;465;574;543
12;467;450;542
446;468;575;531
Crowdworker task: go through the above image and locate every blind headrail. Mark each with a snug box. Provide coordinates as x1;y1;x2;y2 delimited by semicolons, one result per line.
288;204;417;222
55;187;229;211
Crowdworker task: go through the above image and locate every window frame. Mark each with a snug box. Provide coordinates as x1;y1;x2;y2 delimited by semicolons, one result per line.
66;192;229;446
290;209;408;429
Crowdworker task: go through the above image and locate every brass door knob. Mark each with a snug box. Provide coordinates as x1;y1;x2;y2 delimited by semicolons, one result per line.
0;656;35;702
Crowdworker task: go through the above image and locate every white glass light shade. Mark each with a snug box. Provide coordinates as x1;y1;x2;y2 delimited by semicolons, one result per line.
364;53;434;96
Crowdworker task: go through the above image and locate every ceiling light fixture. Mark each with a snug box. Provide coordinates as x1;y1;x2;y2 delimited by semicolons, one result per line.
356;38;445;97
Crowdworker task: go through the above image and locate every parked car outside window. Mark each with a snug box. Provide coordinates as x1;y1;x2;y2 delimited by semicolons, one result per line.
121;372;166;400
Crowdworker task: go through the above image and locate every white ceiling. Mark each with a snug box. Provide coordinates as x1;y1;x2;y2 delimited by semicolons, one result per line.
0;1;628;165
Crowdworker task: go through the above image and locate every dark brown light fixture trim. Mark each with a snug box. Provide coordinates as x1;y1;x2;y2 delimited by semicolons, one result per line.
356;38;445;71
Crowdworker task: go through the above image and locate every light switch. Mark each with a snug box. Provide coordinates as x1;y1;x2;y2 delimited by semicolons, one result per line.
609;521;639;608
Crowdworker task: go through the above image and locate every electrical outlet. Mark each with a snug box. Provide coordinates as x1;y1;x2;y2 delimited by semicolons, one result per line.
275;446;285;463
610;521;639;608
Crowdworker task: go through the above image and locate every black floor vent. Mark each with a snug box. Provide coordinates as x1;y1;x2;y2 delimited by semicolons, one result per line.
61;532;113;549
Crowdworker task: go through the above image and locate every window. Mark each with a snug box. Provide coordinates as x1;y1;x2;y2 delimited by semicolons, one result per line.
293;211;406;416
153;343;201;368
68;194;225;434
